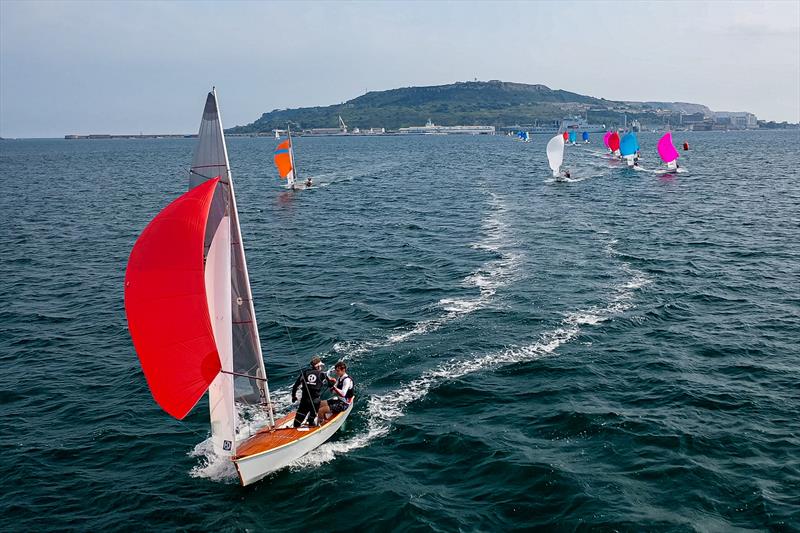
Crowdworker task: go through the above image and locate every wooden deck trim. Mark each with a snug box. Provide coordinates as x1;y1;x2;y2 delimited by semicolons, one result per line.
233;405;351;460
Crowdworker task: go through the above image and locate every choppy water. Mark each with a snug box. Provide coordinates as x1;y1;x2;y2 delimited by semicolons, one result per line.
1;130;798;530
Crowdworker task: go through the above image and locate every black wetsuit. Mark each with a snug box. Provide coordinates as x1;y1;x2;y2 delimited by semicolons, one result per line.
291;367;331;427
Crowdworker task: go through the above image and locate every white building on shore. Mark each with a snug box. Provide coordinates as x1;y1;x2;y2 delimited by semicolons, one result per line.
713;112;758;129
399;119;495;135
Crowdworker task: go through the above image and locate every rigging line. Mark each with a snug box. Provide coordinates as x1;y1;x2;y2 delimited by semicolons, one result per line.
175;418;210;440
189;168;231;184
220;369;267;382
269;290;323;422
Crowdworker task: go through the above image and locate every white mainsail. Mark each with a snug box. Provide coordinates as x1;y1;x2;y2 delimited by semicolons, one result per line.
205;216;236;455
189;89;274;449
546;134;565;177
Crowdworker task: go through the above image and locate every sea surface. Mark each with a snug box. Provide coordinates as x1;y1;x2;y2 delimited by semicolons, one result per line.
0;130;798;531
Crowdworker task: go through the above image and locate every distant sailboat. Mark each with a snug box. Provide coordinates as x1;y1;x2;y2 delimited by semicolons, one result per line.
608;131;621;157
562;131;569;142
125;89;352;487
568;130;577;145
547;134;565;178
274;125;299;189
603;131;612;151
657;132;680;172
274;130;280;140
517;131;530;142
619;132;639;167
582;131;590;143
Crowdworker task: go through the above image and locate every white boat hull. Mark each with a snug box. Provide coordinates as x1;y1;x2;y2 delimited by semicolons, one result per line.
233;405;353;486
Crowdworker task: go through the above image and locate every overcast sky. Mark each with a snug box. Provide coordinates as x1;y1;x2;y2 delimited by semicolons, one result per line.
1;0;798;137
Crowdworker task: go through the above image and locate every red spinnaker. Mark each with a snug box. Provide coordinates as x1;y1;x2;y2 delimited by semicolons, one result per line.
124;178;222;419
608;132;621;151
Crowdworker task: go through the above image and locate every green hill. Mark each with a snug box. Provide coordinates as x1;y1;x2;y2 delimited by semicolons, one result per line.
227;80;710;132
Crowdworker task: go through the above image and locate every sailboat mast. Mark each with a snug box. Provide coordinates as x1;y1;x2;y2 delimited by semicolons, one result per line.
211;88;275;428
287;123;299;182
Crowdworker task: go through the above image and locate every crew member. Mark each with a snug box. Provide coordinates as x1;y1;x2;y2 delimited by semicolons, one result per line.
305;177;313;188
291;356;334;428
316;361;354;422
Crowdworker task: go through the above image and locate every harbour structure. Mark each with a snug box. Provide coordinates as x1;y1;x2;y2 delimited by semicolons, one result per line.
559;116;607;133
304;115;350;136
398;119;495;135
713;112;759;129
65;133;196;139
501;117;606;135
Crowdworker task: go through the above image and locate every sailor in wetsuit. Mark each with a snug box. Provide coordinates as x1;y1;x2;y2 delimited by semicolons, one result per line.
291;356;335;427
316;361;354;422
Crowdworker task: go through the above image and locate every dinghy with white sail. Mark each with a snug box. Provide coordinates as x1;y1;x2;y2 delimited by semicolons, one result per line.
547;134;565;179
124;89;352;487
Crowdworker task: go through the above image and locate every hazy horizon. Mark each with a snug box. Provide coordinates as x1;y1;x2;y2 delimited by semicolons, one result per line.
1;0;798;138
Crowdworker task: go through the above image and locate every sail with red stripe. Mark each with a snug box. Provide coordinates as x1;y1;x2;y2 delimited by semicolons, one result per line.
274;139;295;187
124;178;222;420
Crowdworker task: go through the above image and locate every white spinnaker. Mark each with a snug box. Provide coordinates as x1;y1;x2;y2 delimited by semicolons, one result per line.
546;135;565;177
206;216;237;456
189;90;271;422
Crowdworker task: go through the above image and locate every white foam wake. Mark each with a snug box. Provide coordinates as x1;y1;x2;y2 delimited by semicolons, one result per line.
289;243;650;470
188;388;300;483
333;192;521;357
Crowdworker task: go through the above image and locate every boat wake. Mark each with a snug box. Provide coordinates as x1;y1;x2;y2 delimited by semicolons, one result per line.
188;191;521;482
544;173;603;184
333;191;521;356
188;438;238;483
188;190;523;481
188;393;299;483
289;235;651;470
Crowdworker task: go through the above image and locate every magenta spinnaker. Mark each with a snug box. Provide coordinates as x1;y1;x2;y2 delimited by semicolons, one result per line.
657;132;679;163
603;131;612;148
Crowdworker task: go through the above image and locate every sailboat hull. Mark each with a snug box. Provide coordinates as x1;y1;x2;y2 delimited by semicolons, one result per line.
233;404;353;486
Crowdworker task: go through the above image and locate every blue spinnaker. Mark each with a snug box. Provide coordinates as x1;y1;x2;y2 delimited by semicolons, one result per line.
568;131;577;143
582;131;589;141
620;133;639;156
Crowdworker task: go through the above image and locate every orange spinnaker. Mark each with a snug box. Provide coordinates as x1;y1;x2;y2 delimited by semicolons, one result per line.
274;140;293;178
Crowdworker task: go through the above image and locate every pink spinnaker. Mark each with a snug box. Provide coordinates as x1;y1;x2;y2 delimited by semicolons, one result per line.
603;131;612;148
657;132;680;163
